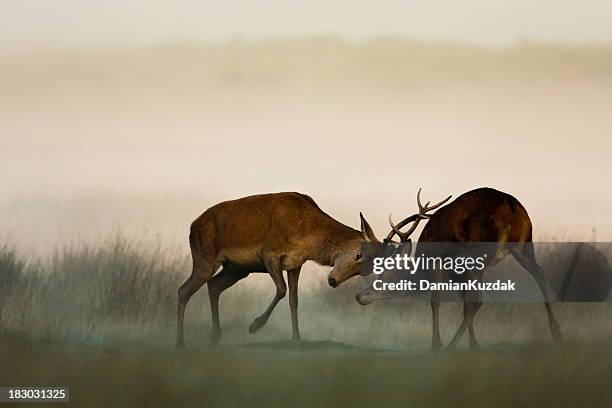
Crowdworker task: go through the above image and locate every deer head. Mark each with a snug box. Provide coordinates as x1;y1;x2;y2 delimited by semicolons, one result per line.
356;188;452;304
327;213;379;287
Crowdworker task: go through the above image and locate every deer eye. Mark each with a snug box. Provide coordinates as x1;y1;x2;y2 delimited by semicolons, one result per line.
355;252;362;261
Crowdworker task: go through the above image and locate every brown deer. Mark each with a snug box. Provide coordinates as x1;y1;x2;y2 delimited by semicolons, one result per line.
355;187;562;350
176;192;380;347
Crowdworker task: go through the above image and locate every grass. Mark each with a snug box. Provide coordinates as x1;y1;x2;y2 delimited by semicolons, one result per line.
0;238;189;344
2;236;612;407
2;335;612;408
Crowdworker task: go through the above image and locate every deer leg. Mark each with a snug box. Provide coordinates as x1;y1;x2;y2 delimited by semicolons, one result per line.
445;289;482;351
249;257;286;334
207;265;249;344
176;259;217;348
467;301;483;349
287;267;302;341
512;246;563;342
445;315;468;351
431;291;443;351
431;268;445;351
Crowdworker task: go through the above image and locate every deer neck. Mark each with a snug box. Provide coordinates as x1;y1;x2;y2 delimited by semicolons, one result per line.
310;224;361;267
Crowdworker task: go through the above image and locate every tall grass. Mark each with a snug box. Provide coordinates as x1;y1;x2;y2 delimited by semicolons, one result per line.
2;235;612;350
3;238;612;408
0;237;189;344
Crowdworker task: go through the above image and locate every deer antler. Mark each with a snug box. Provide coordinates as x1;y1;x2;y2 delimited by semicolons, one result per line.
386;188;452;242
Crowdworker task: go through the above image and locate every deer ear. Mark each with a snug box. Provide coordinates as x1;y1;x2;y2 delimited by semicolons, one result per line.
360;212;380;243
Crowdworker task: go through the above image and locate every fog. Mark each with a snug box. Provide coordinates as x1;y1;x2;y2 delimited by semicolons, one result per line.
2;0;612;50
1;41;612;251
3;6;612;406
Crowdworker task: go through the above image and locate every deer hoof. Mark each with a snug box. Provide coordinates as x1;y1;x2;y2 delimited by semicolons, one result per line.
249;317;265;334
175;339;186;349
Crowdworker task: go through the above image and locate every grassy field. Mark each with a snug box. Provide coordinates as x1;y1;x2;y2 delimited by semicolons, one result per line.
2;336;612;407
2;237;612;406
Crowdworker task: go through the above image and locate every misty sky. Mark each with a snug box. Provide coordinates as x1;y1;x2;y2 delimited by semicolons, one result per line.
3;0;612;49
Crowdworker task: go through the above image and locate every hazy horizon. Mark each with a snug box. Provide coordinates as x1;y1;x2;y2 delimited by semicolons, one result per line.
3;0;612;52
2;1;612;251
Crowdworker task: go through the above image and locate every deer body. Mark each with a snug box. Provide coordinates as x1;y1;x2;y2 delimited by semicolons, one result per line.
177;192;376;347
418;188;532;244
356;187;562;350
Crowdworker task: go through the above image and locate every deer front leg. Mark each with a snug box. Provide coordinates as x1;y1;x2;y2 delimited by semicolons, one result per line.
467;300;482;349
431;291;442;351
445;305;468;351
430;268;445;351
249;257;286;334
445;288;482;351
287;267;302;341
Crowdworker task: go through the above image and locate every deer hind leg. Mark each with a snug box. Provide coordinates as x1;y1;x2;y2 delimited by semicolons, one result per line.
512;244;563;342
207;264;249;344
249;257;286;334
176;257;218;348
287;267;302;341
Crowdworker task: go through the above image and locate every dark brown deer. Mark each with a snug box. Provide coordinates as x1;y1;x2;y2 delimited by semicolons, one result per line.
176;192;380;347
355;187;562;350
